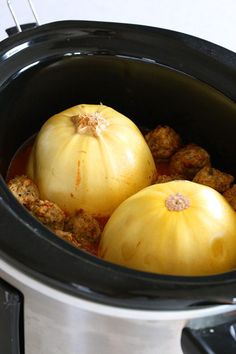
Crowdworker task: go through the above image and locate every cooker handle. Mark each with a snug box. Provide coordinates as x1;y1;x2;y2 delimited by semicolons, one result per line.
5;23;37;36
6;0;40;34
181;320;236;354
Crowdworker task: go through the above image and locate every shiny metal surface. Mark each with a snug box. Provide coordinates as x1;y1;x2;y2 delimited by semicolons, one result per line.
1;258;236;354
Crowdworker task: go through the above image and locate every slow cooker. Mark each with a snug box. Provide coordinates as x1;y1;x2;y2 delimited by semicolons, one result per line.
1;2;236;354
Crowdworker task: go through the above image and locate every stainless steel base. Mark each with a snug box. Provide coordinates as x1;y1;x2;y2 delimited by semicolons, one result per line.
1;258;236;354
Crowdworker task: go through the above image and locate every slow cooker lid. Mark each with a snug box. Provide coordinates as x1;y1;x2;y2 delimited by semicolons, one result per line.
1;20;236;310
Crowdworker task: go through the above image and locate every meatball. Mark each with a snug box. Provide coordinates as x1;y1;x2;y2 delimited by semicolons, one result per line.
193;166;234;193
54;229;76;242
145;125;181;160
223;185;236;211
7;175;39;207
29;199;65;230
54;226;98;255
65;210;101;243
53;229;82;248
170;144;210;179
155;174;185;184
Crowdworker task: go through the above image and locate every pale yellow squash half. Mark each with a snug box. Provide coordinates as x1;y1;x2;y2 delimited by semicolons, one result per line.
27;104;156;217
99;180;236;276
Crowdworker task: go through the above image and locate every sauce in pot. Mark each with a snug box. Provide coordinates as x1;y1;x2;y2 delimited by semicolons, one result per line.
6;135;35;182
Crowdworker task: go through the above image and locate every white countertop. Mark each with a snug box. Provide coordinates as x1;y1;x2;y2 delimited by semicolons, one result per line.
0;0;236;53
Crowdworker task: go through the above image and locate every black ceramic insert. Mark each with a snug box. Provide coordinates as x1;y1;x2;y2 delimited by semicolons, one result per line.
0;21;236;310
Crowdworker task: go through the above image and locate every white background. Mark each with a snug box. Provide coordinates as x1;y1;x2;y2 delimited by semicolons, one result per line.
0;0;236;52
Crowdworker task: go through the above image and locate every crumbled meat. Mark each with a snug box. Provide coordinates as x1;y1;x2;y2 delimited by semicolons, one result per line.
65;209;101;244
29;199;65;230
170;144;210;179
145;125;181;160
193;166;234;193
7;175;39;207
223;185;236;211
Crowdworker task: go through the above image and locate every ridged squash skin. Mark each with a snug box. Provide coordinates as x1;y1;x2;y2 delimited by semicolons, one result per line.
27;104;156;216
99;180;236;276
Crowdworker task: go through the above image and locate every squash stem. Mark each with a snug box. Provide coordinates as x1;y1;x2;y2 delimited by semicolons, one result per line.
71;113;108;137
165;193;190;211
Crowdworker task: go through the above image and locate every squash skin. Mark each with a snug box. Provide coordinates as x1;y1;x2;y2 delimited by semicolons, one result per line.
99;180;236;276
27;104;156;216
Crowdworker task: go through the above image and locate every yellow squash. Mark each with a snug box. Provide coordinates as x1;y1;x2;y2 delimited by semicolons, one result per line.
99;180;236;276
27;104;156;216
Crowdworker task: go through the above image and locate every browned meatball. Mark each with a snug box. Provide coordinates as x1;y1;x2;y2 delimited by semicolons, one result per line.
65;209;101;243
223;185;236;210
29;199;65;230
170;144;210;179
145;125;181;160
7;175;40;207
54;225;99;256
53;229;83;248
155;174;185;184
193;166;234;193
54;229;76;242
